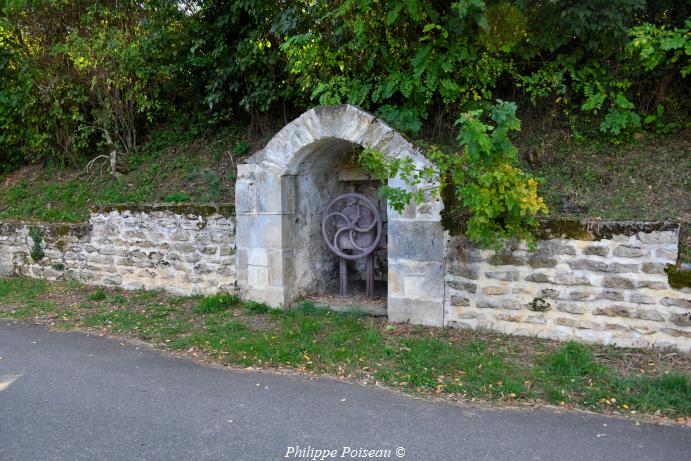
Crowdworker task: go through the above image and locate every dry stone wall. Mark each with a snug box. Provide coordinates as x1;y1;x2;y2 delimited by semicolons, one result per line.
1;201;689;353
444;221;691;353
0;204;236;295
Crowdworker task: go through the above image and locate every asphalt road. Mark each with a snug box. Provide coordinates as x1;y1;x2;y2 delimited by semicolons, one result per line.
1;320;689;461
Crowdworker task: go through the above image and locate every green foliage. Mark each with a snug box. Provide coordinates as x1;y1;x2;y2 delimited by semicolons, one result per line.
0;0;189;172
627;20;691;76
28;227;44;262
643;104;679;134
187;0;301;120
233;140;250;156
359;101;547;249
1;0;689;174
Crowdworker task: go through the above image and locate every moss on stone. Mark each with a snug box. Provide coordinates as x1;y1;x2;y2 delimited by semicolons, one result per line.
54;225;72;237
91;203;235;218
527;297;550;312
536;219;594;240
666;265;691;289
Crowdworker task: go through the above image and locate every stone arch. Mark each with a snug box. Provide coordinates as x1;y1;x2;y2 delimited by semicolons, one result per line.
235;105;445;326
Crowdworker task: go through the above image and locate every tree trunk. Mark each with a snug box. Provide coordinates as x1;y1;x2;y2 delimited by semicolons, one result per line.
103;130;123;178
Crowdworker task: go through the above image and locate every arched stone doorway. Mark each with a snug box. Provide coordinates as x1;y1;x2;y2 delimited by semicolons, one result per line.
235;105;445;326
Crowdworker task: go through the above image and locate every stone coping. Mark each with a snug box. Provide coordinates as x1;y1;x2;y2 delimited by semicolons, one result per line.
1;210;683;240
0;221;92;239
535;219;682;241
90;203;235;217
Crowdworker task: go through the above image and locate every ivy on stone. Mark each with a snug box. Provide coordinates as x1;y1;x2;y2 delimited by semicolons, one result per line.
29;227;45;262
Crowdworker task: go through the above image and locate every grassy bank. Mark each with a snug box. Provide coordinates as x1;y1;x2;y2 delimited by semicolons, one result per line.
0;126;688;224
1;276;689;419
0;124;250;222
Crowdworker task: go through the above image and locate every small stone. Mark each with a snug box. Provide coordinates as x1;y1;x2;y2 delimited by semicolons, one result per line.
553;273;591;286
454;310;483;319
582;246;609;257
450;295;470;306
661;328;691;338
482;286;509;295
538;288;560;298
637;230;678;245
171;230;191;241
603;322;632;332
609;263;639;273
446;280;477;293
525;273;550;283
556;301;585;314
629;293;656;304
655;248;677;262
174;244;196;254
633;325;657;335
557;317;577;327
200;245;218;255
525;315;546;324
569;290;590;300
660;297;691;309
641;263;666;274
496;313;522;322
567;259;608;272
124;230;145;239
670;313;691;327
488;254;525;266
638;280;668;290
634;309;665;322
528;257;557;268
476;298;522;310
602;276;636;289
593;306;630;317
613;245;648;258
448;262;479;280
485;271;520;281
595;290;625;301
536;241;576;256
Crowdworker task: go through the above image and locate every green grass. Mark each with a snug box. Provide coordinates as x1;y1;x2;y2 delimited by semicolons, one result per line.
0;276;689;418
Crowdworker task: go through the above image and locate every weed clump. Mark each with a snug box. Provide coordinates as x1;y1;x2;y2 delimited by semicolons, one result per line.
195;293;241;313
89;288;107;301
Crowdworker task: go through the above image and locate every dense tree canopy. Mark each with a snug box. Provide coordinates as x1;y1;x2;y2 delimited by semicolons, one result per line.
1;0;688;172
